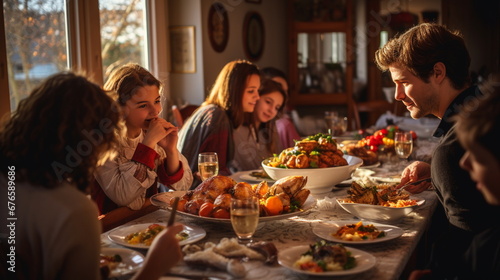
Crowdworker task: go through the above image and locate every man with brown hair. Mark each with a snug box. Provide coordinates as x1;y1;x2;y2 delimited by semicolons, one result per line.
375;23;500;278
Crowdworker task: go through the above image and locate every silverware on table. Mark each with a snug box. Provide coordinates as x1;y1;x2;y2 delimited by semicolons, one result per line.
397;177;432;193
167;197;180;227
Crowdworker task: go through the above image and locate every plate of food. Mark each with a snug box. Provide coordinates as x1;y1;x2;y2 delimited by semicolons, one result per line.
100;247;144;278
107;223;206;249
278;241;376;276
151;191;316;224
312;220;404;244
239;169;275;183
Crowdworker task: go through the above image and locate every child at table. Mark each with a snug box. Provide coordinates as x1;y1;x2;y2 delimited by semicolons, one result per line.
231;79;286;172
261;67;301;148
409;78;500;279
93;63;192;214
0;72;184;280
177;59;260;187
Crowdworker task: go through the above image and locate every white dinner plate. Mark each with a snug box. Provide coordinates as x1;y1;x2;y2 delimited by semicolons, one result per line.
151;191;316;224
239;169;275;183
107;223;206;249
278;245;376;276
312;220;404;244
101;247;144;278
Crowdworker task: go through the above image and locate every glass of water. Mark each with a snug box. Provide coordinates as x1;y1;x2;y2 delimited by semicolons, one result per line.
198;152;219;181
230;197;260;244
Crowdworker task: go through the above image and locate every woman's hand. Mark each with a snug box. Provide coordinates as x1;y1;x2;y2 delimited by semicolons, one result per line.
398;161;432;194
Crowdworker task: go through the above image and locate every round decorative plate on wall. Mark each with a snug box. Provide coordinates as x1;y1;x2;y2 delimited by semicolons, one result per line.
208;2;229;52
243;11;264;61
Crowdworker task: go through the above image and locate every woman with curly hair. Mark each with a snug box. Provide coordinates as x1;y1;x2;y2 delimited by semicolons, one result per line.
93;63;193;214
0;72;184;280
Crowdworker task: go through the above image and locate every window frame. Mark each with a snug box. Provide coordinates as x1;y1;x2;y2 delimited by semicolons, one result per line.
0;0;170;118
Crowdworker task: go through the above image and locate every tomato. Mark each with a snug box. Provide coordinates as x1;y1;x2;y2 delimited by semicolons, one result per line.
409;130;418;140
380;128;388;135
198;202;215;217
366;137;377;146
212;208;230;219
369;145;378;152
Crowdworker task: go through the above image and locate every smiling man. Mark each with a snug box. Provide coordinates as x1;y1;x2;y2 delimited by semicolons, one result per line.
375;23;500;279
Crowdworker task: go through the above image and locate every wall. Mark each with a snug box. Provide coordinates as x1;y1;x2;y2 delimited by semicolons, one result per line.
444;0;500;79
168;0;288;106
168;0;204;106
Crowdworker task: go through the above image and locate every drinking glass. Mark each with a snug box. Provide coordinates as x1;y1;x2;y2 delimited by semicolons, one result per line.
394;132;413;169
198;152;219;181
230;197;259;244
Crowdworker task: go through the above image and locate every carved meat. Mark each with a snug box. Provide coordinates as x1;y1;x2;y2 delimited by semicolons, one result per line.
347;182;380;205
191;175;237;203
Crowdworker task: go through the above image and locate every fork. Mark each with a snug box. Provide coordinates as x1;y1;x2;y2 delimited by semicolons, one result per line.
396;177;432;194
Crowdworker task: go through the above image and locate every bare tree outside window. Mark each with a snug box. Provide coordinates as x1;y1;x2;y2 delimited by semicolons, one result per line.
3;0;147;110
100;0;147;78
3;0;67;111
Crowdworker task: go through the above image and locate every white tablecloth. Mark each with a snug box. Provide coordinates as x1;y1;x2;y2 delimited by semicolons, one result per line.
101;173;438;280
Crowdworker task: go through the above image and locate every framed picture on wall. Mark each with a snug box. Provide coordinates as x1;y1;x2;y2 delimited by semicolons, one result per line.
169;26;196;73
208;2;229;53
243;11;264;61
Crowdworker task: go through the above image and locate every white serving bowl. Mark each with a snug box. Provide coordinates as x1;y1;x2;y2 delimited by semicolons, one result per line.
336;197;425;223
262;155;363;194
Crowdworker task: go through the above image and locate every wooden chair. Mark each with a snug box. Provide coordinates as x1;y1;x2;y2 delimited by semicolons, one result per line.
172;104;199;128
172;105;184;127
350;99;405;130
179;104;199;121
98;201;158;233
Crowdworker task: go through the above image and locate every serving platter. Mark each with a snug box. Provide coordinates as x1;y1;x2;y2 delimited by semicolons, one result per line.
107;223;206;249
278;245;376;276
151;191;316;224
312;220;404;244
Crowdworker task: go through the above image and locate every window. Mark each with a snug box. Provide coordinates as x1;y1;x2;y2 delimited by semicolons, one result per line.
99;0;148;76
3;0;68;111
1;0;168;116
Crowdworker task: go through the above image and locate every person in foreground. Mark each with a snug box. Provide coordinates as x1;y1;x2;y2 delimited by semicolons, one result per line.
409;79;500;279
93;63;192;214
375;22;500;270
0;72;183;280
178;59;260;187
231;79;287;172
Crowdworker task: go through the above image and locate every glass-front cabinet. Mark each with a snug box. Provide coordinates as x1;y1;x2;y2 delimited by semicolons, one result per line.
288;0;353;107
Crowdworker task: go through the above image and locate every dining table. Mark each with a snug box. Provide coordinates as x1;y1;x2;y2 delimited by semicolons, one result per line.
101;167;439;280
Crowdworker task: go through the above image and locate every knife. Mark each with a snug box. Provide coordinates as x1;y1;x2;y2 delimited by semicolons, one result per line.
167;197;180;227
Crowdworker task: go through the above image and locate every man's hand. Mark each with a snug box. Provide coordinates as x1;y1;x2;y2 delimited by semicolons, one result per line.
398;161;432;194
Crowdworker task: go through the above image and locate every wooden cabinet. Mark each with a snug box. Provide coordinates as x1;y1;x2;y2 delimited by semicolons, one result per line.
287;0;354;111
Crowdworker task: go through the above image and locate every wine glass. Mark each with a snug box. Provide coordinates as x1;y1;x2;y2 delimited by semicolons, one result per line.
198;152;219;181
230;197;259;244
394;132;413;169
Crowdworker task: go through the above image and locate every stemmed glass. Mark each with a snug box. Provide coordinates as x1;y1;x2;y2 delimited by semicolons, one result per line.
394;132;413;170
230;197;259;244
198;152;219;181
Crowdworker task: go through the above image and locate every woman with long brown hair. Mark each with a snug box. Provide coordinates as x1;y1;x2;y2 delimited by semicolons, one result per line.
177;60;260;187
